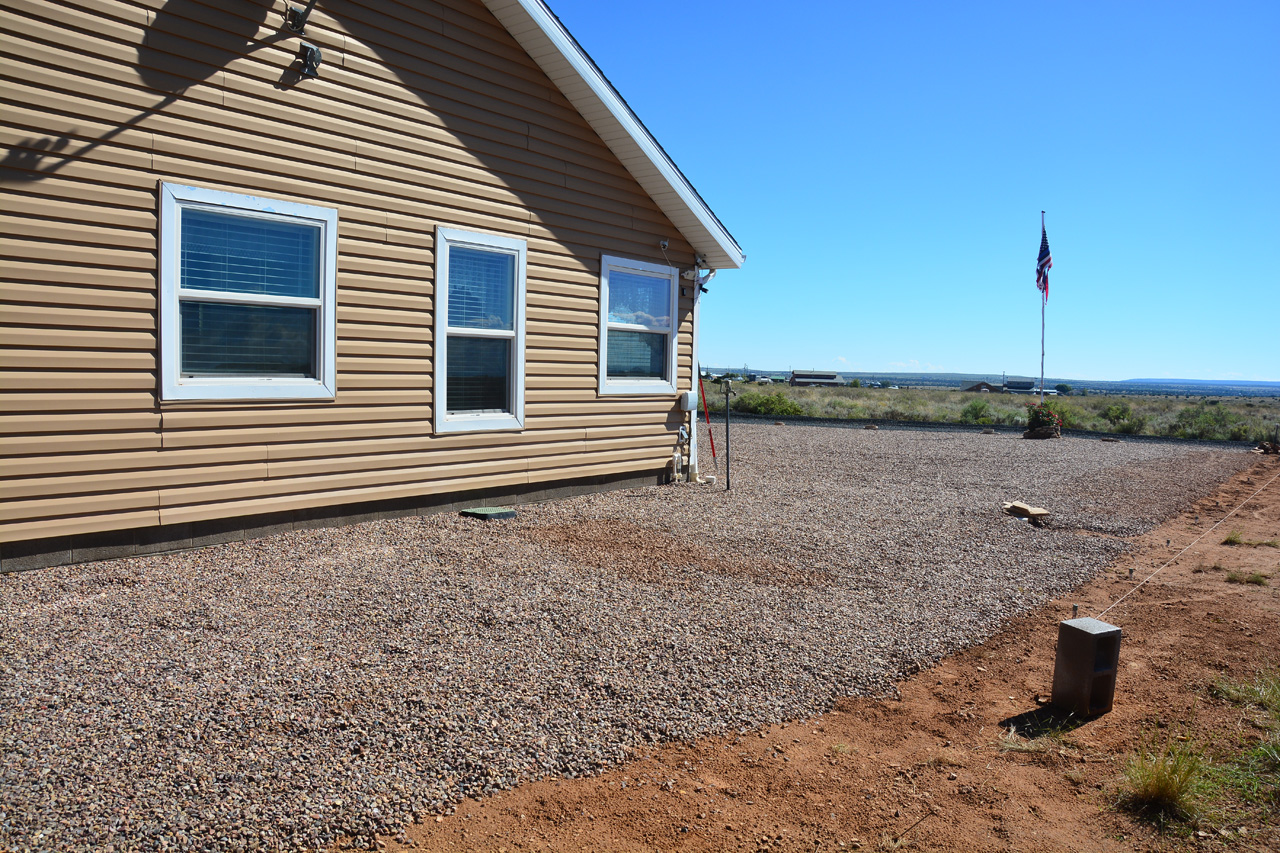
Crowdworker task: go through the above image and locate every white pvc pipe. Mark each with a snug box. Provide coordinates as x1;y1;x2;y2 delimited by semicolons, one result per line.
688;275;700;481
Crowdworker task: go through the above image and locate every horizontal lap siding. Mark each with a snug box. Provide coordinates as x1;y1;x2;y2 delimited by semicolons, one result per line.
0;0;696;544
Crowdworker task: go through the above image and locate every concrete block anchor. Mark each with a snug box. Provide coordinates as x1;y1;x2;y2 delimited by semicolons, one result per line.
1051;617;1122;717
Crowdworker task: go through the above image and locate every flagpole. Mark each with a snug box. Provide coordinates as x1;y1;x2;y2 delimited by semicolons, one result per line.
1040;293;1045;404
1039;211;1046;405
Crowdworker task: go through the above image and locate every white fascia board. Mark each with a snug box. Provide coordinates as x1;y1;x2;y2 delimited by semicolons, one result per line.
482;0;745;270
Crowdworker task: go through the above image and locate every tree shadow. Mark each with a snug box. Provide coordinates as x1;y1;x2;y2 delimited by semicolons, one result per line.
999;706;1092;739
5;0;694;273
4;0;295;180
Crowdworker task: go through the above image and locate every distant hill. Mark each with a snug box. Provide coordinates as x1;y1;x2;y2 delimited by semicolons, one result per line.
705;369;1280;397
1128;379;1280;388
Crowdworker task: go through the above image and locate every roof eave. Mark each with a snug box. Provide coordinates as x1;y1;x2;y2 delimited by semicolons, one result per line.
481;0;745;270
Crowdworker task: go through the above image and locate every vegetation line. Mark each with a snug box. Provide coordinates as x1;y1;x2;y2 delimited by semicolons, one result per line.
703;383;1280;443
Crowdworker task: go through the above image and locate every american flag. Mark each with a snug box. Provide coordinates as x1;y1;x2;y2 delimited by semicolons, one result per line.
1036;221;1053;302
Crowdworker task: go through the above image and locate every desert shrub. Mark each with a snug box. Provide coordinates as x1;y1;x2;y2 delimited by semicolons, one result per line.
1052;400;1086;429
960;398;991;424
986;402;1025;426
885;403;927;422
1170;401;1245;440
1104;402;1133;425
814;397;868;419
1116;414;1148;435
730;392;805;417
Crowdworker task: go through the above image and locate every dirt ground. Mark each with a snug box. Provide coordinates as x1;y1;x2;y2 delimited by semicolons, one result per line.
383;454;1280;853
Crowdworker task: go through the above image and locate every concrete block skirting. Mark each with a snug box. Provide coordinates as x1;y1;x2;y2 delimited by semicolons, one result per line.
1;470;666;573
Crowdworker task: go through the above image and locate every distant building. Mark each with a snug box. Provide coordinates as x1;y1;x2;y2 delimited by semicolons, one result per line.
1004;379;1057;395
960;381;1000;393
790;370;844;387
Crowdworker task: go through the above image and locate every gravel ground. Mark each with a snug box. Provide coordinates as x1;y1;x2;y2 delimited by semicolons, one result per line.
0;424;1255;851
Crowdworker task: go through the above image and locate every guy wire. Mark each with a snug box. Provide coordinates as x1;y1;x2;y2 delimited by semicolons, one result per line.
1096;466;1280;620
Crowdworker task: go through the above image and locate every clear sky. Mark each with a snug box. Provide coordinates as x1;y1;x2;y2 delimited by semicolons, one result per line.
549;0;1278;382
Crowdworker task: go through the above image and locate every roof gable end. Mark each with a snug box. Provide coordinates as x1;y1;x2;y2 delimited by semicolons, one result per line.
480;0;744;269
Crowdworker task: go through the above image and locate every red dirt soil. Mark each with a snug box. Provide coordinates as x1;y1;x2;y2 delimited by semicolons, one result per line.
380;455;1280;853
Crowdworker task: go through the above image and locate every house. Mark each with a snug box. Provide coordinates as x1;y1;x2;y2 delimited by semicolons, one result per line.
1004;379;1038;394
789;371;843;387
0;0;744;571
960;381;1000;393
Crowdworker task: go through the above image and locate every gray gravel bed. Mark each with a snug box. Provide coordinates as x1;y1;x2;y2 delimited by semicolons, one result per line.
0;424;1254;851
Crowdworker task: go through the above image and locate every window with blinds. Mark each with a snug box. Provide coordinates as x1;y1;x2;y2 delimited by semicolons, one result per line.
598;255;678;395
159;184;337;401
435;227;527;433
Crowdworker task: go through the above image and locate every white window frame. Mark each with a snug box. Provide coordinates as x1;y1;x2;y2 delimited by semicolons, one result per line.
433;227;527;434
597;254;679;396
158;183;337;401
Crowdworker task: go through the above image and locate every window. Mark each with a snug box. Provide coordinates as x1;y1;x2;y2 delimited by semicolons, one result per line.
434;227;527;433
159;183;337;401
598;254;678;395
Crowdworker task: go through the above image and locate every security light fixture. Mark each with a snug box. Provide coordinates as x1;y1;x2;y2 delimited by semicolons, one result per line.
296;42;322;78
285;0;318;33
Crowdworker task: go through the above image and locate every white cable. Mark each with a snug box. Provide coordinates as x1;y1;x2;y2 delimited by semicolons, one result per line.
1096;467;1280;620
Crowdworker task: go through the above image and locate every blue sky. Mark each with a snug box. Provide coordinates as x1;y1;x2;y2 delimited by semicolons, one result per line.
550;0;1279;382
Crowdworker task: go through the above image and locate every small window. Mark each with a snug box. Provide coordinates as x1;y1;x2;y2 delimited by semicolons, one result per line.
159;183;337;401
434;227;527;433
598;254;678;395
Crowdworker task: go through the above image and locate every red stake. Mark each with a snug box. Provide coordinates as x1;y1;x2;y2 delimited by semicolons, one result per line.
698;375;717;460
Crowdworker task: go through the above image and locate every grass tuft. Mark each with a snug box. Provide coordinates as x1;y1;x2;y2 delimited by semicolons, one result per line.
1222;529;1244;546
1118;729;1206;823
927;749;965;768
1206;667;1280;812
996;722;1080;765
1211;666;1280;714
1225;571;1269;586
998;726;1043;754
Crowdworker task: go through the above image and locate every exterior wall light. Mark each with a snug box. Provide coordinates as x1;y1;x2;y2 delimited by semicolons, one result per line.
285;0;318;33
296;42;322;78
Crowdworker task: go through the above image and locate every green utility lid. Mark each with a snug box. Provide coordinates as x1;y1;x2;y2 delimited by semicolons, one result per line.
459;506;517;521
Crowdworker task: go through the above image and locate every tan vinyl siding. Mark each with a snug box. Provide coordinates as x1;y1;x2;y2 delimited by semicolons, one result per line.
0;0;697;545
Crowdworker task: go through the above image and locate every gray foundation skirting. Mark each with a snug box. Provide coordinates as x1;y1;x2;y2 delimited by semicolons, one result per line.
1;470;665;573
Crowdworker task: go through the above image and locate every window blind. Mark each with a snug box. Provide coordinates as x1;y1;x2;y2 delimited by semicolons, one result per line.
448;247;514;330
606;330;666;379
607;271;670;328
446;337;511;413
182;209;320;298
180;302;316;376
